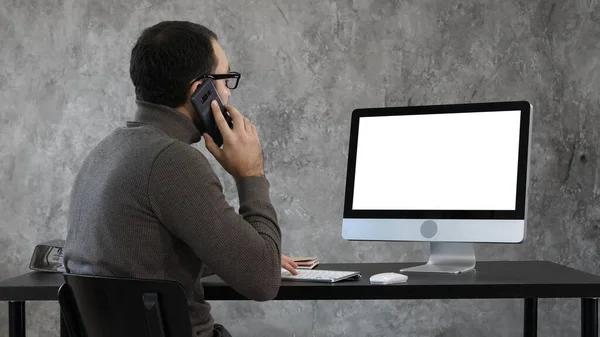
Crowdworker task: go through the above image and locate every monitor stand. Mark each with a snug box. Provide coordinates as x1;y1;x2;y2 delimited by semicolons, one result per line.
399;242;476;274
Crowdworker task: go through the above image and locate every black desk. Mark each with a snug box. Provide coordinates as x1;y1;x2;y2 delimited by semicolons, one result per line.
1;261;599;337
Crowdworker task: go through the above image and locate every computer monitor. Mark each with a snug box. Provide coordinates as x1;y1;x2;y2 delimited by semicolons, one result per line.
342;101;532;273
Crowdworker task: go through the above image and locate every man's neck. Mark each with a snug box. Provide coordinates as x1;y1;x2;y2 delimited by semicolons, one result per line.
175;104;195;121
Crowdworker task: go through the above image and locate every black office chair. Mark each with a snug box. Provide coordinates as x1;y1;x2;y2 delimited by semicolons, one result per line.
58;273;192;337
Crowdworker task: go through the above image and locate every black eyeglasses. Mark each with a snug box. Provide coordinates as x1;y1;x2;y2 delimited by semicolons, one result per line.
194;71;241;90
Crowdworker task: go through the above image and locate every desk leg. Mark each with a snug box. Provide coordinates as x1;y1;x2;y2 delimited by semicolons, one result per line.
8;301;26;337
524;298;537;337
582;298;598;337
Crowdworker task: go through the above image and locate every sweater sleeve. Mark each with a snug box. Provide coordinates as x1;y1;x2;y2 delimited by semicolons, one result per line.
148;141;281;301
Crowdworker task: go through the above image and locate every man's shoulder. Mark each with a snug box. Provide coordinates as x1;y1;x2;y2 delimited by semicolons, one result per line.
147;139;222;197
79;125;179;175
152;139;211;171
100;124;178;154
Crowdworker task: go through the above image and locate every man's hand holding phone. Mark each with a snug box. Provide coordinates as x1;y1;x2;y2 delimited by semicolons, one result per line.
204;100;265;180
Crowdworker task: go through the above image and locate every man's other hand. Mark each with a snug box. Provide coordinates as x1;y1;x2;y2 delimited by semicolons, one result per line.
281;254;298;275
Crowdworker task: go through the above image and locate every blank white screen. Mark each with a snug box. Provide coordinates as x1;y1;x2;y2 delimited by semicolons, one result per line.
352;110;521;210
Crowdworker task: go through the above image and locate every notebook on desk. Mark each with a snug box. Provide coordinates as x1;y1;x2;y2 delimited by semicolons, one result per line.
292;256;319;269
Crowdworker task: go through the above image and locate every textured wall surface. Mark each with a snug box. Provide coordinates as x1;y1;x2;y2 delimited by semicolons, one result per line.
1;0;600;336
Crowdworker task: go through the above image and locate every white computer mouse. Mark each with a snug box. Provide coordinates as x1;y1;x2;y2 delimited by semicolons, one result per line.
369;272;408;284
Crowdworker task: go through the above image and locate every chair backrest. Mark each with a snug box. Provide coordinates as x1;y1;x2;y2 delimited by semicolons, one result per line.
58;273;192;337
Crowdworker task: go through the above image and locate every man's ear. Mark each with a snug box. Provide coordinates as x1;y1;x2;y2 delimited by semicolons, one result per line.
188;80;202;99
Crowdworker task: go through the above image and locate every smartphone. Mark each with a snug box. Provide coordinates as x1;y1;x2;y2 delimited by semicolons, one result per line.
190;80;233;147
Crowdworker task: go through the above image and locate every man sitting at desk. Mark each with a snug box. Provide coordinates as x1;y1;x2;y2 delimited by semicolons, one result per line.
63;21;298;337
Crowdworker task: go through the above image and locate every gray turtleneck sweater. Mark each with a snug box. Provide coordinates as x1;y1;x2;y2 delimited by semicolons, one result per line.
64;100;282;337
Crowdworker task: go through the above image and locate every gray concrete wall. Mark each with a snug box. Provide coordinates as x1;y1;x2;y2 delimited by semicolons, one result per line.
1;0;600;336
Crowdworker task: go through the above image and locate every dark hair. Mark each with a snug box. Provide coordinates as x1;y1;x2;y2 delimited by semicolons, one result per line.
129;21;217;107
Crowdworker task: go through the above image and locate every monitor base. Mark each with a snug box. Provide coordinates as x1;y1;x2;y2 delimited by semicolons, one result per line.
400;242;476;274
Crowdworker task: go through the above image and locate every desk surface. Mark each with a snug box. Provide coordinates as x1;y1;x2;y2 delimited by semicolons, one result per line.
2;261;600;301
